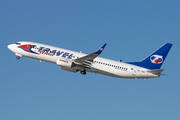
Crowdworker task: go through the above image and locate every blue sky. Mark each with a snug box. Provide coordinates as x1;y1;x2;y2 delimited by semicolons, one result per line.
1;0;180;120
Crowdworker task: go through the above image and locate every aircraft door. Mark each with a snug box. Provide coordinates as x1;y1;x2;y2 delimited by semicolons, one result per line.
132;68;136;76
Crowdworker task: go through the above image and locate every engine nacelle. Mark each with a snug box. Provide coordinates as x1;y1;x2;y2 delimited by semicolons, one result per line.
56;58;75;68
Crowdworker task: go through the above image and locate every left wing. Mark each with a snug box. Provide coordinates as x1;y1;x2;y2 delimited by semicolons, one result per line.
73;43;107;66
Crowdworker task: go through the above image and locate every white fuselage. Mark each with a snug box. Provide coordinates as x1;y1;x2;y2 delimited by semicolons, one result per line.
8;41;158;79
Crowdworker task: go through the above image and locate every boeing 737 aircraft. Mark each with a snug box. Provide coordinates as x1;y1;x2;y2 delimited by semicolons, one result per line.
7;41;172;79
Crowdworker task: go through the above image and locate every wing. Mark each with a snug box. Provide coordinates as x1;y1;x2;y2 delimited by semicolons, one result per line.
73;43;107;67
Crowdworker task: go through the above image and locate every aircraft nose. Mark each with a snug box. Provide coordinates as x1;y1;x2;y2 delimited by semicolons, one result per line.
7;44;13;51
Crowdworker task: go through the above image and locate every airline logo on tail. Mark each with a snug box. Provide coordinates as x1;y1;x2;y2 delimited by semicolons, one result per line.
150;55;163;64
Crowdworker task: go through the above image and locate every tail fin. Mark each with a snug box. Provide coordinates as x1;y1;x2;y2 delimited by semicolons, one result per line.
127;43;173;70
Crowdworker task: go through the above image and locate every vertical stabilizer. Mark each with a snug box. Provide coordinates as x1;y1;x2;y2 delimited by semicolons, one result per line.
127;43;172;70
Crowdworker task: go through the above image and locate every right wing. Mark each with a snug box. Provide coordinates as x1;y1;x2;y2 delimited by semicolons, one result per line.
73;43;107;67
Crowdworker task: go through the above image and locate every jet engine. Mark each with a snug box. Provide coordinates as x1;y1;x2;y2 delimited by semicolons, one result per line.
56;58;75;68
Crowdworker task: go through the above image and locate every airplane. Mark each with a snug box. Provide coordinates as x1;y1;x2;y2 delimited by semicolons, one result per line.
7;41;172;79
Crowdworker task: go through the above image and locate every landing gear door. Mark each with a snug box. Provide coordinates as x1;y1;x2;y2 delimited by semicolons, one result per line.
132;68;136;76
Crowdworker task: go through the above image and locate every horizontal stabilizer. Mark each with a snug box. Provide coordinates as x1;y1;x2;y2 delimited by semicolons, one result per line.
147;69;164;75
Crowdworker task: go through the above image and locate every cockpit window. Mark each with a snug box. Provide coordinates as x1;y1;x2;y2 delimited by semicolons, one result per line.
15;42;21;45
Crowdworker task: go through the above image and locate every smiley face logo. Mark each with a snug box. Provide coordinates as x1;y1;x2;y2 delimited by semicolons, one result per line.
150;55;163;64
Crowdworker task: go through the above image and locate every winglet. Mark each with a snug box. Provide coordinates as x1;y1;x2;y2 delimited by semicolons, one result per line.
95;43;107;54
